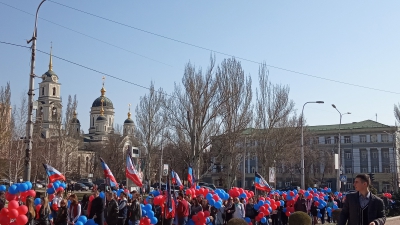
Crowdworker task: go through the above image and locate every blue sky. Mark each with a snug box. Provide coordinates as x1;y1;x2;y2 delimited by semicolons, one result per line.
1;1;400;132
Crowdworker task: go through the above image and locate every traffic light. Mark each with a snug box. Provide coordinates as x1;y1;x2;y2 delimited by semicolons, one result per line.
368;173;375;182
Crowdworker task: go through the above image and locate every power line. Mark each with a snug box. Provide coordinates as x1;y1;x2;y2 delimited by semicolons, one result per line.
0;41;174;98
0;1;174;67
44;0;400;95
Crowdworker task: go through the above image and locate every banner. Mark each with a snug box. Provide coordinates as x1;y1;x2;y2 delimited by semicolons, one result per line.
269;167;276;183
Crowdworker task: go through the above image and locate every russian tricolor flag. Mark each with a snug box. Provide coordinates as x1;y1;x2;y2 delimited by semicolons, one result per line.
100;157;118;188
126;154;143;187
254;172;271;192
43;164;65;183
171;170;183;190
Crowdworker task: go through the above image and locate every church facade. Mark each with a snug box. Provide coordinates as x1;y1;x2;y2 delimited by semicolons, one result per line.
34;48;138;180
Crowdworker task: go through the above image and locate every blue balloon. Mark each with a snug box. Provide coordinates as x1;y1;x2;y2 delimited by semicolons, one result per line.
327;207;332;213
327;188;332;193
53;182;60;189
317;213;322;218
153;190;160;197
313;197;319;201
147;210;155;218
99;192;105;199
86;219;96;225
19;183;29;192
261;217;267;223
25;181;33;190
49;213;53;220
34;198;41;206
254;204;260;210
144;204;152;211
68;200;71;208
333;205;338;210
283;208;287;212
304;191;310;197
78;216;87;224
142;210;147;216
214;201;222;209
307;187;312;191
206;193;213;199
286;195;292;201
150;217;158;224
209;199;215;206
206;217;210;224
188;219;194;225
75;222;83;225
244;217;251;223
0;185;6;192
60;182;66;189
280;200;284;207
196;186;200;190
8;184;18;194
117;189;123;197
47;188;55;195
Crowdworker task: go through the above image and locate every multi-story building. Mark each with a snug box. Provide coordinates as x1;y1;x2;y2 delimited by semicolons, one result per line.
205;120;399;193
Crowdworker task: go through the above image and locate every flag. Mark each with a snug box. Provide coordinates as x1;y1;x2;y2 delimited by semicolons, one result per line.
99;157;118;187
126;154;143;187
188;166;194;187
171;170;183;190
255;172;271;192
43;164;65;183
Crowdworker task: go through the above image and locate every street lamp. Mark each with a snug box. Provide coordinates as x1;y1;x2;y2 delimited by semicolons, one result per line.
301;101;324;190
332;104;351;192
24;0;47;182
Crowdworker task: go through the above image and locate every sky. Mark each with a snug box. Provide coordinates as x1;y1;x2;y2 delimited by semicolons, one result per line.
1;0;400;132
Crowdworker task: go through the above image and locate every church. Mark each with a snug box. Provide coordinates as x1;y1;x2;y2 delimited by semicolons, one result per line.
34;47;138;180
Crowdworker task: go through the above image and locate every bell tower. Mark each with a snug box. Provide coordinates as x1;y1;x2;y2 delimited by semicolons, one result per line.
123;103;135;137
36;44;62;138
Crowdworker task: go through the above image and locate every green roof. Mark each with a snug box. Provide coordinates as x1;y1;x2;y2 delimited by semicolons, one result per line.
307;120;391;132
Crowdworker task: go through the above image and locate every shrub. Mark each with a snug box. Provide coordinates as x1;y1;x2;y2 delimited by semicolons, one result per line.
288;211;311;225
227;218;248;225
332;208;342;222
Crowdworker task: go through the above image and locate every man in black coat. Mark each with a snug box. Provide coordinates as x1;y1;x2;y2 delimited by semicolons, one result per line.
339;174;386;225
89;190;105;225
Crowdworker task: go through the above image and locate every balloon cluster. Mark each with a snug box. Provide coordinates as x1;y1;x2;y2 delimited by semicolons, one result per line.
0;200;30;225
189;211;212;225
205;192;222;209
1;182;36;203
46;180;66;195
228;187;254;200
140;204;158;225
383;193;392;199
115;188;132;199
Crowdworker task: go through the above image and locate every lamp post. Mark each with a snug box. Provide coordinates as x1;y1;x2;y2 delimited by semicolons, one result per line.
24;0;47;182
301;101;324;190
158;129;165;190
332;104;351;192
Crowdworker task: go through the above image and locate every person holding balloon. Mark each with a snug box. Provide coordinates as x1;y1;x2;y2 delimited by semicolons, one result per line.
26;196;36;225
67;194;81;225
38;197;51;225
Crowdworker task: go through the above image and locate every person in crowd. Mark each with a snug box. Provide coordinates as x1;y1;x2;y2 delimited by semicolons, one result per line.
0;191;5;211
118;192;128;225
26;196;36;225
214;200;226;225
319;202;326;224
106;191;119;225
55;199;68;225
161;191;176;225
52;190;63;220
129;191;142;225
176;192;189;225
245;197;256;224
39;197;51;225
224;197;235;222
294;193;307;213
89;190;105;225
271;195;281;225
232;197;245;219
310;201;318;225
279;196;288;225
326;197;334;223
68;194;81;225
202;199;210;212
339;174;386;225
190;198;203;218
81;194;89;216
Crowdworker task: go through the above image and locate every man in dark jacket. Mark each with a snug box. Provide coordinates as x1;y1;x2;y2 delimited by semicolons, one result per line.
106;191;120;225
339;174;386;225
89;190;105;225
118;192;128;225
294;193;307;213
130;191;142;225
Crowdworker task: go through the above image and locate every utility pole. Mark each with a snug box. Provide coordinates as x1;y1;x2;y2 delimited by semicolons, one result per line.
24;0;47;182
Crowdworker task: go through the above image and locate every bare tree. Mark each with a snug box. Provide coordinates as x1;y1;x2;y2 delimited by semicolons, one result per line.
215;58;253;188
254;63;300;181
135;81;166;183
0;83;12;162
98;134;126;180
164;56;223;179
394;104;400;125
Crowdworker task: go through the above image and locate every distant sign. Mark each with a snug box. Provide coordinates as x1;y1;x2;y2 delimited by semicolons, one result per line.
340;175;347;182
163;164;169;177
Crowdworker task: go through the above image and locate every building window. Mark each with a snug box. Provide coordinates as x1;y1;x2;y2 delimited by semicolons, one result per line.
346;168;352;174
96;126;98;131
360;135;366;143
104;126;106;131
285;182;291;187
346;153;351;159
53;87;56;96
334;136;339;144
372;152;378;159
313;137;319;144
373;166;378;173
383;152;389;158
344;136;351;143
362;167;367;173
252;167;255;173
384;167;390;173
371;135;377;142
278;182;282;188
314;167;319;174
327;182;332;188
277;167;282;173
361;152;367;159
325;137;331;144
52;107;57;116
42;87;44;96
347;183;353;190
381;134;389;142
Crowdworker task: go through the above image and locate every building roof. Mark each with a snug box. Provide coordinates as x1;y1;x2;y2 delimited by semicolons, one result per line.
124;118;134;124
307;120;391;132
92;96;113;108
96;115;107;121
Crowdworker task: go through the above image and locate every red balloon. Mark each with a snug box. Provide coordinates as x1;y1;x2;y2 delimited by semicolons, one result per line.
192;215;199;222
17;205;28;215
204;211;210;217
314;201;319;207
5;193;16;201
212;195;219;201
89;195;95;202
285;211;291;217
197;211;205;219
27;190;36;198
185;189;192;196
8;200;19;210
48;194;54;201
289;191;294;197
52;204;58;211
56;187;64;193
16;215;28;225
1;208;9;217
47;183;53;188
8;209;19;219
